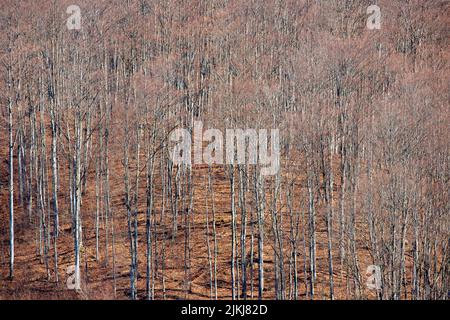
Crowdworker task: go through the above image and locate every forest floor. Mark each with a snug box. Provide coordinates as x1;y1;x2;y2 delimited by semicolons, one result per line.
0;126;382;300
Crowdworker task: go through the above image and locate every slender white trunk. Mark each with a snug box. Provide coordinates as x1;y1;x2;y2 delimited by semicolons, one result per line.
8;94;14;279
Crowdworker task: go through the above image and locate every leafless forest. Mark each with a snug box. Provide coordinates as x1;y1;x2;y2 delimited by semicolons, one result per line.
0;0;449;300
